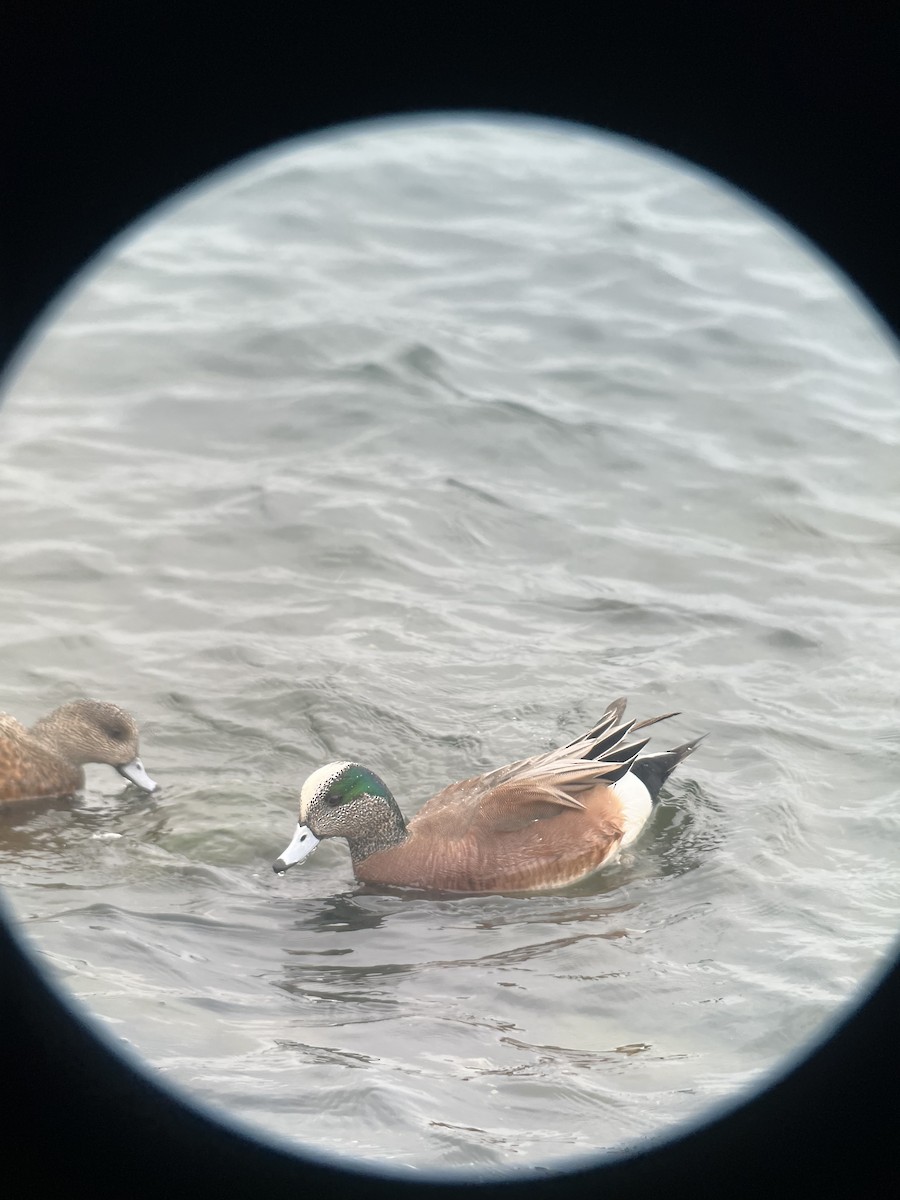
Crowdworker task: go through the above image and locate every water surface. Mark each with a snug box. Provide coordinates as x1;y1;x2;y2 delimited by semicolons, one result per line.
1;117;898;1174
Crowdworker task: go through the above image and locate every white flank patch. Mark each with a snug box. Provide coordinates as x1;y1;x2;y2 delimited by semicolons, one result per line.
611;770;652;848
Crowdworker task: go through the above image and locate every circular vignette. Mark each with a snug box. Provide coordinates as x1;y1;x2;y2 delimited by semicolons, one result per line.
2;9;900;1200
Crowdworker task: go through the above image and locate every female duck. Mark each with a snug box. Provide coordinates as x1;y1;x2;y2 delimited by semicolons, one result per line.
273;698;702;893
0;699;157;805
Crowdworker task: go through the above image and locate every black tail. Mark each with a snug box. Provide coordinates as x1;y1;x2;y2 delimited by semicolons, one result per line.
630;734;706;804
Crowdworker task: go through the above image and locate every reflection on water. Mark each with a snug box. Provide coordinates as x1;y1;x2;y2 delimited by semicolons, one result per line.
1;115;899;1173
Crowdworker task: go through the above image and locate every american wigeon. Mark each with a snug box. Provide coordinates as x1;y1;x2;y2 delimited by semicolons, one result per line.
0;700;157;805
273;698;703;893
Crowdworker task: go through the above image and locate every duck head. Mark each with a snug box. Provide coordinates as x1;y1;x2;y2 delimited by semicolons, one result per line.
273;760;407;874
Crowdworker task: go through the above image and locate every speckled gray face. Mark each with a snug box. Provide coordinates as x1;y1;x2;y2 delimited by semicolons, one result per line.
298;761;358;825
299;761;394;838
273;761;408;875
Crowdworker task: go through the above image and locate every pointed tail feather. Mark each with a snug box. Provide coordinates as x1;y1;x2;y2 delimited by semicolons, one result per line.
631;710;681;732
565;698;627;749
630;734;706;803
603;735;652;764
583;718;636;761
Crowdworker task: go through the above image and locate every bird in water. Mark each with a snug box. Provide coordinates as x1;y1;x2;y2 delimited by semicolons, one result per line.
0;699;157;806
273;697;702;893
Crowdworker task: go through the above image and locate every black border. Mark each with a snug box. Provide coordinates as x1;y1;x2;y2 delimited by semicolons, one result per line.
2;5;899;1197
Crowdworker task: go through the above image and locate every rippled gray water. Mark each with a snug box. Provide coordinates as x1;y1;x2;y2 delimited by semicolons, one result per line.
1;117;898;1175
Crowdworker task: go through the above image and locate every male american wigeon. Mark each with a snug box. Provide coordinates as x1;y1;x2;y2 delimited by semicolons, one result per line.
0;699;157;805
273;697;703;893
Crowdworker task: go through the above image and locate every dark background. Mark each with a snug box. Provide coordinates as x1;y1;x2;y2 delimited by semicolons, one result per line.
1;3;898;1197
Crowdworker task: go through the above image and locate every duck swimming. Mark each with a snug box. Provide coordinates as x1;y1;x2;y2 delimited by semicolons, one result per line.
0;699;157;805
273;698;702;893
